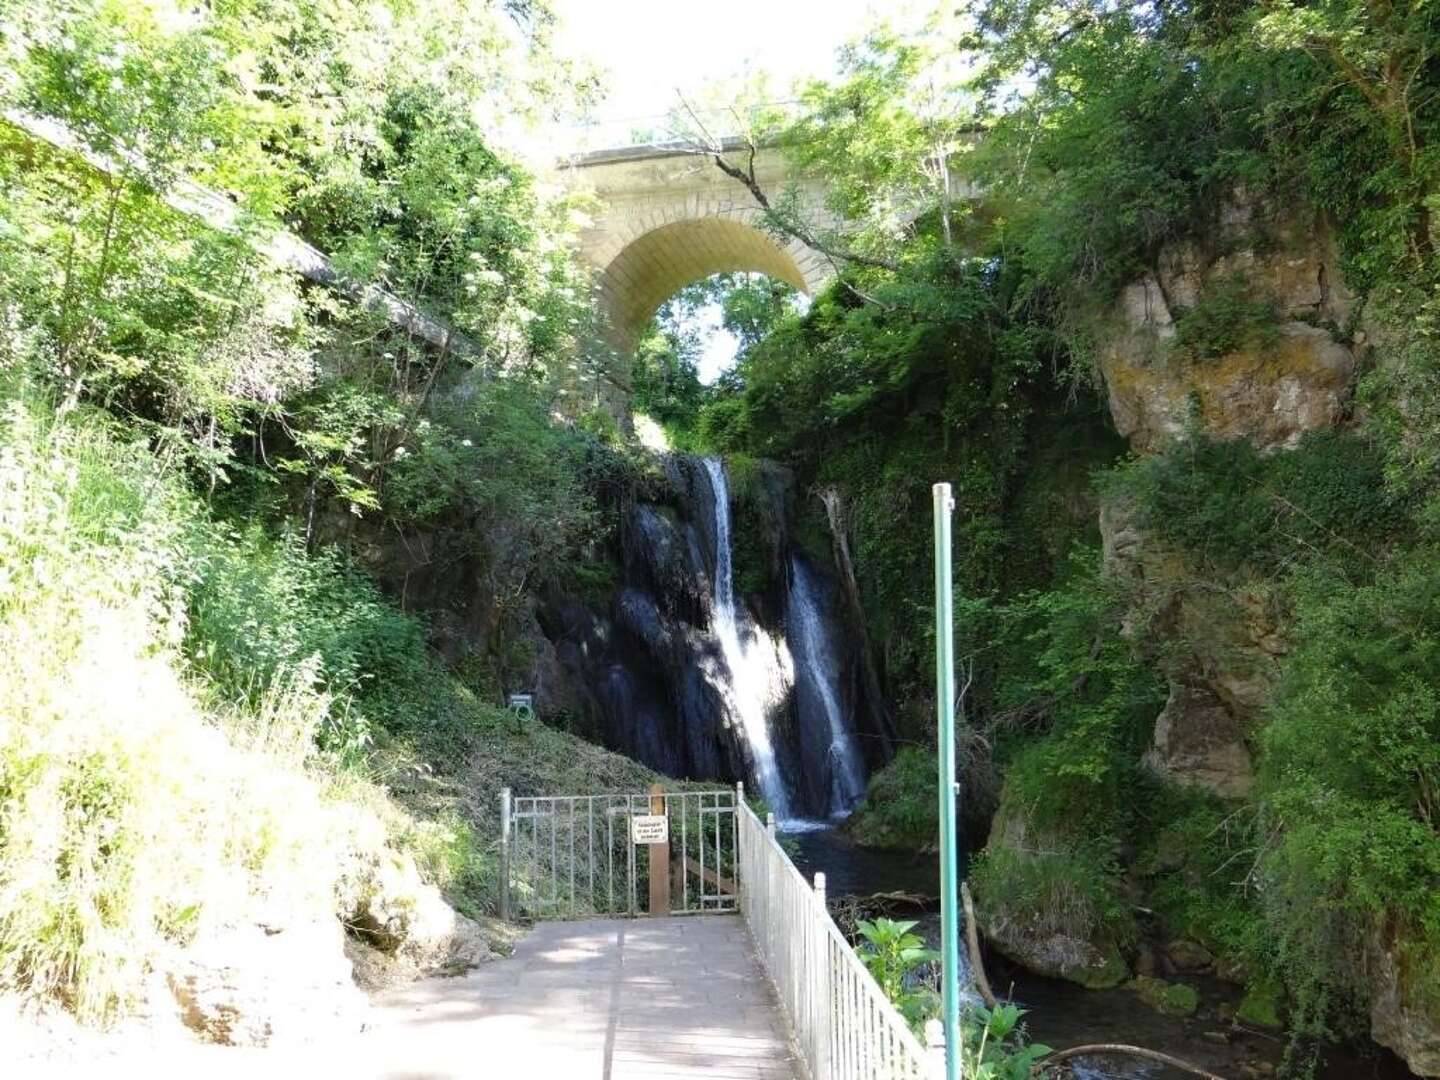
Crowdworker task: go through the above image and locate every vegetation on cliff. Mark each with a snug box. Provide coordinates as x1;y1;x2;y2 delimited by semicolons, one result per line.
5;0;1440;1070
656;0;1440;1068
0;0;650;1027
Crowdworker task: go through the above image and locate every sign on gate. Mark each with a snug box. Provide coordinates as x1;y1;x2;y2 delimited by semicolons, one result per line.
630;814;668;844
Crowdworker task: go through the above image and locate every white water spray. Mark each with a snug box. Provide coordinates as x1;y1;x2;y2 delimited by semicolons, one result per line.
701;457;793;821
788;555;867;816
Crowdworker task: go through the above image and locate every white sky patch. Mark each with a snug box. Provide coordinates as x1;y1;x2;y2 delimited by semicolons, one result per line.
549;0;880;133
694;300;741;384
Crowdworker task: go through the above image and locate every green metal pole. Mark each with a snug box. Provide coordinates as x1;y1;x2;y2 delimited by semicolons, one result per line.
933;482;961;1080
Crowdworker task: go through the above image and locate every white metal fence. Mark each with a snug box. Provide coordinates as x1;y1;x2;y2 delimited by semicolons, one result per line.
737;799;941;1080
500;788;738;920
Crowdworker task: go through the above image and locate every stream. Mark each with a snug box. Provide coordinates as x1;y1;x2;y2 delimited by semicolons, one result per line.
786;827;1419;1080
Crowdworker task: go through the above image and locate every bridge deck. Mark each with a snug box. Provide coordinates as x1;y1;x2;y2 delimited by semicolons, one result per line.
370;915;799;1080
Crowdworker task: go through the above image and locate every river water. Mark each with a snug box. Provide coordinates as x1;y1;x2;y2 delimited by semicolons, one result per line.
785;826;1419;1080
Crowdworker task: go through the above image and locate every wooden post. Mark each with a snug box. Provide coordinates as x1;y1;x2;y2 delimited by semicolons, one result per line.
648;783;669;917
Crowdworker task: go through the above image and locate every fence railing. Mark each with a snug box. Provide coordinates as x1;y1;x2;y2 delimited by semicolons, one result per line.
501;788;738;920
737;798;941;1080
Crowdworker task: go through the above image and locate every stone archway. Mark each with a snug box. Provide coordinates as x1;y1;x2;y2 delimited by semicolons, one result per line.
562;143;841;404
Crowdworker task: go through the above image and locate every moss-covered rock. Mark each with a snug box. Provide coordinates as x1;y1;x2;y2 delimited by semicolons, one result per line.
1130;975;1201;1017
971;803;1134;991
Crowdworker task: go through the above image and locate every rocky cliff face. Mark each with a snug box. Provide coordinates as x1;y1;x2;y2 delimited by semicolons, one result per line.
978;204;1440;1074
538;454;890;819
1100;204;1358;454
1097;205;1357;801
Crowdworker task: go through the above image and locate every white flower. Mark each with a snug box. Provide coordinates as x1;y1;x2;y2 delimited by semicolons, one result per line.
394;446;408;458
461;439;473;447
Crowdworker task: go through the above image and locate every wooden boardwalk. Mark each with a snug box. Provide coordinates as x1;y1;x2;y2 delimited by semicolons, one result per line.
368;915;800;1079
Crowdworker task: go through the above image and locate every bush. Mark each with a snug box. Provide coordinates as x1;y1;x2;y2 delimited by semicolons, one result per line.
1171;276;1281;361
1254;551;1440;1035
185;523;431;761
0;401;387;1019
848;747;939;850
1105;430;1403;573
969;839;1137;958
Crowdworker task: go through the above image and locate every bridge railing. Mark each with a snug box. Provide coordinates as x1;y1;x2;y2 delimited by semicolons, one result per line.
737;795;941;1080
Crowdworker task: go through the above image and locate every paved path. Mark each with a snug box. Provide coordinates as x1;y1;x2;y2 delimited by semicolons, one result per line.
368;915;800;1080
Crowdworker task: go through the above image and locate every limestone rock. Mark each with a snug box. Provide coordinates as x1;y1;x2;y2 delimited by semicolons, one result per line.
1164;938;1215;974
1102;323;1355;454
975;805;1130;990
1368;922;1440;1076
162;919;369;1047
1100;205;1358;455
348;853;494;977
1144;682;1256;798
1101;496;1271;799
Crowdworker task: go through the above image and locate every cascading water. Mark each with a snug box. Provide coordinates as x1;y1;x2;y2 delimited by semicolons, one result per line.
787;555;867;817
701;457;793;821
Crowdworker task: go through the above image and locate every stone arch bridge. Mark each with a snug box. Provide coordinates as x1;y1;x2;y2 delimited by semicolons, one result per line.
560;140;844;403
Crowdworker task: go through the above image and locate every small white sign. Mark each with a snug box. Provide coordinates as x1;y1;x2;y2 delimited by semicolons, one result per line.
630;814;669;845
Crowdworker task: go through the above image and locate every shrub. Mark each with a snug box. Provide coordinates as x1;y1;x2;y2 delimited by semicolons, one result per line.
1105;430;1402;573
1171;276;1281;361
848;747;939;850
1255;552;1440;1036
0;398;433;1020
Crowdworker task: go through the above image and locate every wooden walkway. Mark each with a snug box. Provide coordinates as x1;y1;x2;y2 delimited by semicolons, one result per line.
368;916;800;1079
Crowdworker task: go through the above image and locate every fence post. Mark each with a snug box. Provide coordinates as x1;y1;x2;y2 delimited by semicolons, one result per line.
766;812;776;839
499;787;512;922
648;783;669;916
813;871;831;1078
734;782;745;904
934;481;961;1080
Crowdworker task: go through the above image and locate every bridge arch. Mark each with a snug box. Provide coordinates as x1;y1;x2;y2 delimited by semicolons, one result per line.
565;145;841;387
594;207;832;352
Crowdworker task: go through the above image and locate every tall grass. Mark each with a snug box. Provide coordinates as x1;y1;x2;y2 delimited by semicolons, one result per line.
0;399;392;1020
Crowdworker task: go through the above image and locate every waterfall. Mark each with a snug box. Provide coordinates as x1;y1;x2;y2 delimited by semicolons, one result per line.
788;555;867;817
701;457;793;821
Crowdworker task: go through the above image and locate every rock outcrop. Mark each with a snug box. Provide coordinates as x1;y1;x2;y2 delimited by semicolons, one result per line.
346;854;494;980
1101;206;1358;455
1368;922;1440;1076
1100;497;1275;799
975;804;1130;990
161;919;369;1047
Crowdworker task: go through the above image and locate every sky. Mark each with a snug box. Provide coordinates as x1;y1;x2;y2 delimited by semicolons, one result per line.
547;0;882;382
549;0;881;138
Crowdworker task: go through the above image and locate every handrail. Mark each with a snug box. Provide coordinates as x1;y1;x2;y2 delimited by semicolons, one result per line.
737;799;941;1079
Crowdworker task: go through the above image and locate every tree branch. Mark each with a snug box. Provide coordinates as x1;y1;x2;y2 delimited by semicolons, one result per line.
705;147;901;272
1032;1044;1227;1079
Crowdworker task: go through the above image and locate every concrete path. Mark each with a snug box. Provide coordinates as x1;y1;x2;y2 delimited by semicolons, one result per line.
367;915;800;1080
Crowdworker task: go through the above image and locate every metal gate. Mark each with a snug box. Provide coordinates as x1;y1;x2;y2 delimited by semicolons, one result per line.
499;785;741;920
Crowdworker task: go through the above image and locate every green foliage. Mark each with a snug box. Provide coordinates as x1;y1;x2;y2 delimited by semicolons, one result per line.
849;747;939;850
970;840;1137;967
1171;276;1282;361
1255;550;1440;1035
961;1003;1052;1080
1137;785;1263;971
855;917;939;1024
0;395;394;1019
185;524;430;762
974;548;1164;849
698;251;1066;704
1105;431;1404;573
